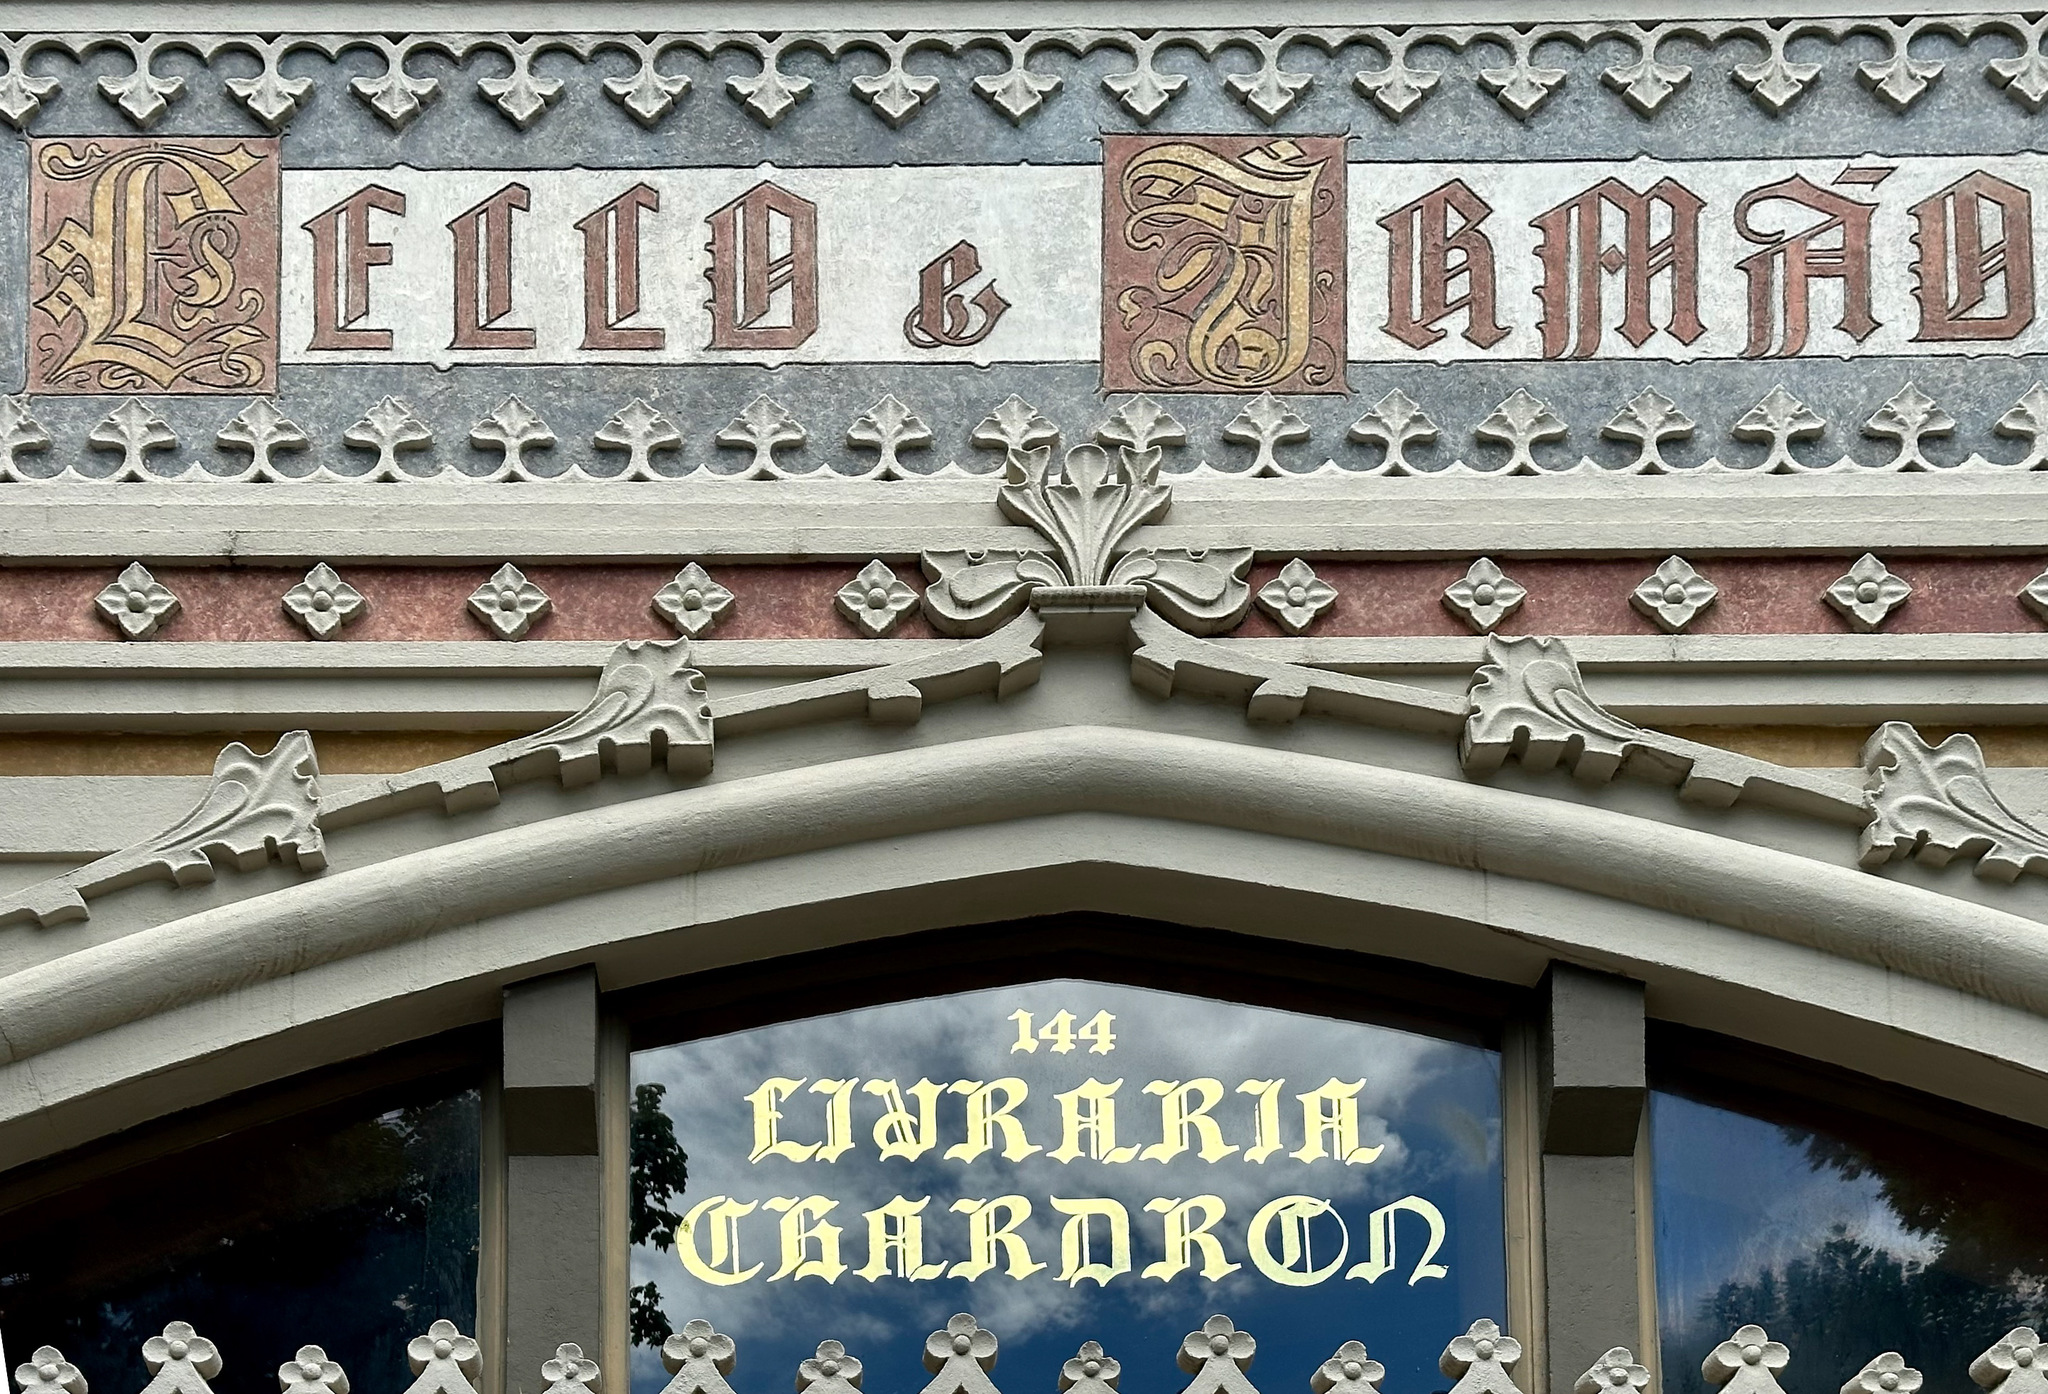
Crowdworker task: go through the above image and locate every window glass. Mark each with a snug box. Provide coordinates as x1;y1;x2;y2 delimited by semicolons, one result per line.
630;980;1504;1394
1653;1088;2048;1394
0;1084;480;1394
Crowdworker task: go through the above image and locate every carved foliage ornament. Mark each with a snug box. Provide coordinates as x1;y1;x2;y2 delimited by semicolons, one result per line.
1861;722;2048;881
920;428;1251;638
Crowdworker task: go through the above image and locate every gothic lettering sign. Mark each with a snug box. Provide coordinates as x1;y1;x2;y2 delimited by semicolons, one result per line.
631;984;1505;1394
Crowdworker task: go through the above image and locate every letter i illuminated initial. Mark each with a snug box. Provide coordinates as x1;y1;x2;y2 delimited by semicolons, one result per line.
577;182;664;350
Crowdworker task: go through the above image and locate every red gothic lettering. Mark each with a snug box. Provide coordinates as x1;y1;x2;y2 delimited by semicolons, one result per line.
1910;171;2035;342
1531;177;1705;360
705;181;818;351
1735;175;1878;359
448;182;534;351
576;182;664;351
904;240;1009;348
304;184;405;352
1378;179;1508;352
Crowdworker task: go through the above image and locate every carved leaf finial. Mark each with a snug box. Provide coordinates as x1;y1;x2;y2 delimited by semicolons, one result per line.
343;396;435;478
1865;382;1954;470
505;637;712;783
972;395;1059;459
468;563;553;640
1703;1325;1791;1394
472;395;558;477
1354;40;1440;118
89;398;179;479
1104;50;1186;121
278;1346;349;1394
1994;383;2048;468
0;393;52;477
225;52;314;131
1059;1344;1120;1394
604;51;690;127
727;46;812;126
1097;396;1187;459
1603;388;1695;473
16;1347;87;1394
1311;1343;1384;1394
1576;1350;1650;1394
1462;634;1647;780
1861;723;2048;880
848;394;934;478
1349;390;1437;473
1824;553;1910;631
595;398;684;477
1440;1320;1522;1394
1223;392;1311;475
1474;388;1567;473
1734;385;1826;471
218;399;312;477
716;394;807;476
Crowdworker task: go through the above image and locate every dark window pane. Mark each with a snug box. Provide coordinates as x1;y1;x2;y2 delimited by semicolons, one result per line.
1653;1088;2048;1394
630;980;1505;1394
0;1086;481;1394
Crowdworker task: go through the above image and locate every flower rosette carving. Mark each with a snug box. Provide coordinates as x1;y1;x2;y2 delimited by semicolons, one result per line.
1060;1344;1120;1394
1703;1326;1790;1394
920;437;1249;638
1311;1342;1384;1394
17;1348;86;1394
796;1342;863;1394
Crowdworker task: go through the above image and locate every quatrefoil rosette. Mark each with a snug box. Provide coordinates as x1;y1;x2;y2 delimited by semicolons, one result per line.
919;441;1251;637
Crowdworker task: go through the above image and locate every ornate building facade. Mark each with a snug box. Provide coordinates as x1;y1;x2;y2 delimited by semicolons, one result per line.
2;8;2047;1394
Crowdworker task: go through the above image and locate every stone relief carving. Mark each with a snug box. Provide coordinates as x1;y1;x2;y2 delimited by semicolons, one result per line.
282;562;367;639
469;562;553;640
654;563;735;637
1061;1344;1120;1394
1440;1320;1520;1394
217;400;311;479
596;398;685;478
848;395;935;480
0;395;51;479
1348;390;1438;474
921;1317;999;1394
14;1349;86;1394
402;1323;483;1394
1972;1329;2048;1394
717;395;807;478
10;21;2048;139
1733;385;1827;473
1576;1351;1649;1394
2;730;324;927
918;428;1251;639
540;1346;600;1394
1865;384;1954;471
1824;553;1911;631
659;1322;739;1394
279;1347;350;1394
1704;1326;1792;1394
1222;394;1313;476
1843;1355;1921;1394
96;561;181;639
141;1324;222;1394
471;396;558;478
88;398;177;480
1602;389;1695;473
1311;1344;1383;1394
794;1343;862;1394
1176;1317;1257;1394
1474;389;1567;474
2019;569;2048;624
343;396;434;478
1861;722;2048;881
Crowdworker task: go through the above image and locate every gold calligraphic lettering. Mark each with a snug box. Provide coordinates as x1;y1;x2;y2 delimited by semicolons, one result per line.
811;1078;858;1162
1247;1194;1346;1287
1141;1079;1239;1163
1116;140;1334;392
854;1195;947;1281
1293;1078;1385;1164
948;1197;1045;1280
1050;1197;1132;1286
676;1195;762;1286
762;1195;845;1282
865;1077;945;1160
1345;1195;1451;1286
1238;1078;1286;1162
32;139;274;393
745;1077;817;1162
1049;1078;1140;1163
944;1079;1040;1162
1142;1196;1240;1281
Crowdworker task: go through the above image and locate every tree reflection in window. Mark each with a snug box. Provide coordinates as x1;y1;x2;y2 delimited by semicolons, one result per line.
1654;1084;2048;1394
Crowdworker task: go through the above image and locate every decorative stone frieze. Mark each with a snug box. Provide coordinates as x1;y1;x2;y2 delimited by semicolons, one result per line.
795;1343;861;1394
653;563;734;637
847;395;934;479
95;561;180;639
471;396;557;479
659;1323;739;1394
1223;394;1312;476
216;400;310;478
1348;391;1437;474
282;563;367;639
1865;384;1954;471
717;396;807;478
595;399;684;478
88;399;177;480
468;563;552;640
0;395;50;478
141;1323;222;1394
1734;386;1827;473
343;397;434;478
1825;554;1911;631
1602;389;1695;474
1474;389;1566;474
